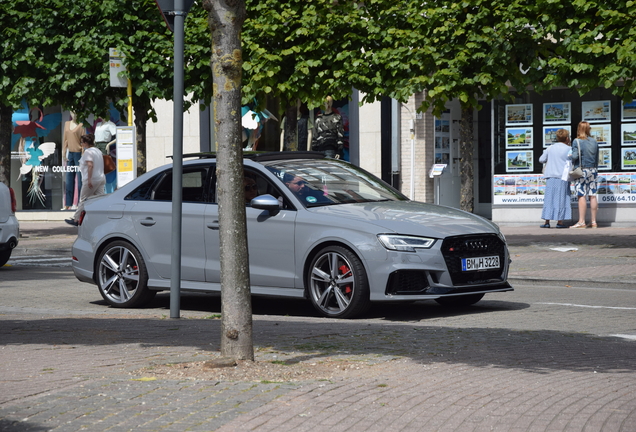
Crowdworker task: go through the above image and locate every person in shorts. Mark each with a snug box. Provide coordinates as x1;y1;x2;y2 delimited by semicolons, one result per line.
570;121;599;229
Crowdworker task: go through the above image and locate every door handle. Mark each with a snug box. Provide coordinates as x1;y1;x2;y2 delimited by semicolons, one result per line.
206;220;219;230
139;218;156;226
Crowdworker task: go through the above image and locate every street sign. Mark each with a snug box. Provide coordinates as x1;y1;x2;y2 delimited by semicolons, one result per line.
109;48;127;88
155;0;195;32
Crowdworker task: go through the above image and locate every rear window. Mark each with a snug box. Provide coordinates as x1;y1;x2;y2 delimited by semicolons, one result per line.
126;165;211;203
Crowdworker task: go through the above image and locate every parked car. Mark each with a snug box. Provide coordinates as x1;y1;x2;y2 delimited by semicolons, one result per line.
71;152;513;318
0;182;19;267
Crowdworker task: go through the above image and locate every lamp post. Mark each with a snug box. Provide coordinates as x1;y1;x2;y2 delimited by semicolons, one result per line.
155;0;194;319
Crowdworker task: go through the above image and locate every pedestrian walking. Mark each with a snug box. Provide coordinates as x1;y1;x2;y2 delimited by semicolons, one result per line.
539;128;572;228
65;134;105;226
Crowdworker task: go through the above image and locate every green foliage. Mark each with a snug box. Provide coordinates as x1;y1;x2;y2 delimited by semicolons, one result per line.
240;0;636;116
2;0;635;122
0;0;212;122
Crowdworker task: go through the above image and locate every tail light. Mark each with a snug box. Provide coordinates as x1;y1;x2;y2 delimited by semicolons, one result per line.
9;188;17;214
78;210;86;226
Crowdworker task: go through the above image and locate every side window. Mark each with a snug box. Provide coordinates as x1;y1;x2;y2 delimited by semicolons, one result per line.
244;169;294;209
125;176;159;200
152;166;210;202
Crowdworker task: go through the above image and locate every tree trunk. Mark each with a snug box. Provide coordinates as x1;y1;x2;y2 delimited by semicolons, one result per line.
459;106;474;213
203;0;253;361
0;104;13;186
282;102;298;151
133;103;148;175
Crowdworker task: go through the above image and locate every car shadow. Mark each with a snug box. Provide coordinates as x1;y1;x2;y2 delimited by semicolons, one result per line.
120;292;528;322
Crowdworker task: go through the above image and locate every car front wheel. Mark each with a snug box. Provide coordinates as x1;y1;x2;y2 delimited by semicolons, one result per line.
96;241;155;307
307;245;370;319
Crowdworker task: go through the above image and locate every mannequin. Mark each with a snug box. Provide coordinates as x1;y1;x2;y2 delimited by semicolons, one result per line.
280;99;313;152
312;96;344;158
62;112;84;210
94;113;117;155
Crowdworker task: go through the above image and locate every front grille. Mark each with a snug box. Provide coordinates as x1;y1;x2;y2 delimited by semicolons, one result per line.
440;234;507;286
385;270;430;295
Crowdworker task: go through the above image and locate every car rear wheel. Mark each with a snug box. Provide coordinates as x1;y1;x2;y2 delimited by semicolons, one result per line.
435;293;485;307
96;241;155;307
307;245;370;319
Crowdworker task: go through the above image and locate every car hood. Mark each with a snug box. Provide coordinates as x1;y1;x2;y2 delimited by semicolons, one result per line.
311;201;500;238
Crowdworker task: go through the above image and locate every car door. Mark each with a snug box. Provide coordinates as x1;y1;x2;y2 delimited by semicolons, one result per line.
204;168;298;289
131;165;209;281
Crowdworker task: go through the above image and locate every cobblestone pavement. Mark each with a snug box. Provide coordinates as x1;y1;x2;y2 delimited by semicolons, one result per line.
0;222;635;431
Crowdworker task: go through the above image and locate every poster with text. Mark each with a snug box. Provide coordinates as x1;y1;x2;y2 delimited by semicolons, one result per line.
622;123;636;146
621;148;636;170
506;127;533;148
543;126;571;147
494;172;636;205
505;104;533;126
590;124;611;147
598;148;612;170
506;150;534;172
621;100;636;122
581;100;611;123
542;102;571;124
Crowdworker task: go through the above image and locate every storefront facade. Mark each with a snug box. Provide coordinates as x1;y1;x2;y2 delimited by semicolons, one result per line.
9;88;634;228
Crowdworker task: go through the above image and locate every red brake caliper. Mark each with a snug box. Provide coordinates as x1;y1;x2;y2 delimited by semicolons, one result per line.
339;264;352;296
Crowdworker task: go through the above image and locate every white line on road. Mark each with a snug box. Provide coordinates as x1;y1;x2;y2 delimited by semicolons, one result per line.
536;302;636;310
610;334;636;341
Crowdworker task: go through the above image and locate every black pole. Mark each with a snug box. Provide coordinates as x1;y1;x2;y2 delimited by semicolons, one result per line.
170;0;185;319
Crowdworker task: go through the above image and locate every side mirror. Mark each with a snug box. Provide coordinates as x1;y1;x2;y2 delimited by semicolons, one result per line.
251;194;280;216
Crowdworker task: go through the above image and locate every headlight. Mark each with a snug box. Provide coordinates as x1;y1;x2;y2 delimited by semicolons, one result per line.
377;234;436;252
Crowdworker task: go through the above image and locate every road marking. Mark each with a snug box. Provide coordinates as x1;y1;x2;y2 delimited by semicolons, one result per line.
536;302;636;310
7;255;71;267
610;334;636;341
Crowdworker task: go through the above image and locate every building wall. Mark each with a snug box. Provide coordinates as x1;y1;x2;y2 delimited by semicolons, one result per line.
358;99;382;176
399;93;435;202
146;98;202;171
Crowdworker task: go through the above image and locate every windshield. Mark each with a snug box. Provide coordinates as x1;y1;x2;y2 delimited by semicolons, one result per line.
263;158;407;207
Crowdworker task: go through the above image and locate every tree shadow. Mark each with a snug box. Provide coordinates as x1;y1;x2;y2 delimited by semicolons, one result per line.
1;310;633;376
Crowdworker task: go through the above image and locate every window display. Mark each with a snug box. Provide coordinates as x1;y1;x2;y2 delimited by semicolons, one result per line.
495;93;636;206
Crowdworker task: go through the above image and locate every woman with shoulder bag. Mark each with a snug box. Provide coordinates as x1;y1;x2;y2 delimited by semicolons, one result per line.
538;129;572;228
569;121;599;229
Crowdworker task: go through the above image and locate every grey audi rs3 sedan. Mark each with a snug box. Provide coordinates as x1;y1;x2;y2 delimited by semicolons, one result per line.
71;152;512;318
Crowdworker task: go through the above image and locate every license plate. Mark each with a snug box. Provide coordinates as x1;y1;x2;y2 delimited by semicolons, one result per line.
461;256;500;271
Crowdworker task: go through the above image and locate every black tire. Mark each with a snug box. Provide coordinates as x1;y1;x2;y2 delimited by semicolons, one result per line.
0;250;11;268
96;241;155;307
307;245;370;318
435;293;485;307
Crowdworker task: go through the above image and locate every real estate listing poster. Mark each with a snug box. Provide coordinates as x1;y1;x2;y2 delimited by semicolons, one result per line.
506;151;534;172
581;100;611;123
621;100;636;122
505;104;533;126
542;103;571;124
506;127;533;149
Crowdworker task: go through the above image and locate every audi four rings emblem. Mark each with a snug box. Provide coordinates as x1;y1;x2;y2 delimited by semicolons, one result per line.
465;240;487;250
